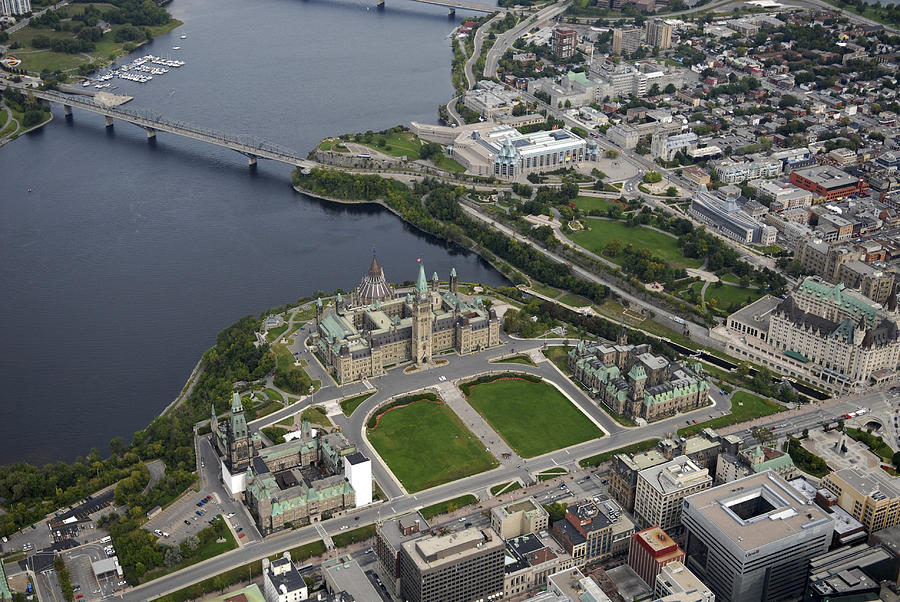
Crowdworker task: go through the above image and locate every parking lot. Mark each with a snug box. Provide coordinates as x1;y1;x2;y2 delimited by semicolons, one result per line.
62;543;125;602
143;491;226;545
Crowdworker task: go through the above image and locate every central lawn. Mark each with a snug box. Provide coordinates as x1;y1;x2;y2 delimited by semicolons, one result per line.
367;399;498;492
463;378;602;458
359;130;423;159
568;218;702;270
678;391;784;437
558;293;591;307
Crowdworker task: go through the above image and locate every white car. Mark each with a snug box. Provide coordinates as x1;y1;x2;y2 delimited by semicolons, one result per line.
340;525;348;531
226;512;236;519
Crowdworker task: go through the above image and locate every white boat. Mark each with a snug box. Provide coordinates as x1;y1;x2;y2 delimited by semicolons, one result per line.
180;34;187;39
172;46;180;50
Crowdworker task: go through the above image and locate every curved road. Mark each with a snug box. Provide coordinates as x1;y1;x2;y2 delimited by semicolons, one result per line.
484;1;571;80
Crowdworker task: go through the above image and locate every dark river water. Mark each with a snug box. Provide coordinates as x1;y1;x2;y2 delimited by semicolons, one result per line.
0;0;504;465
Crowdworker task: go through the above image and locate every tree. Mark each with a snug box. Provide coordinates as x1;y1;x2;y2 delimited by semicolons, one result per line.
893;450;900;470
664;83;676;94
604;149;619;159
752;426;776;447
164;546;183;568
648;83;661;97
665;186;678;197
604;239;623;257
643;171;662;184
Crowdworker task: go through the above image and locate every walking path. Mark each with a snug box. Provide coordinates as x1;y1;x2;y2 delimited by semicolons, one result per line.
435;381;522;466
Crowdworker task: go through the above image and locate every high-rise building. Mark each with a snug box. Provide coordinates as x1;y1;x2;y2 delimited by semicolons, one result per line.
634;456;712;532
553;28;578;59
628;527;684;588
612;27;643;55
645;19;673;50
821;468;900;533
552;500;635;566
681;472;834;602
0;0;30;16
398;527;504;602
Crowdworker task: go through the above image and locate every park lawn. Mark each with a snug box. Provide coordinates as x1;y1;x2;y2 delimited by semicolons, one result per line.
541;346;571;374
678;391;784;437
439;156;467;173
705;284;765;310
569;218;702;270
719;272;741;285
420;494;478;520
846;427;895;462
265;324;289;342
0;110;6;131
296;306;317;321
340;391;376;416
331;524;375;548
463;378;602;458
558;293;591;307
359;130;423;159
574;196;617;212
367;400;498;492
490;354;536;366
16;49;85;75
301;406;332;427
318;138;348;152
263;388;284;403
580;438;661;467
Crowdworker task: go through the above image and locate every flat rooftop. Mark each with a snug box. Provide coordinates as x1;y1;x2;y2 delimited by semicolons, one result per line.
831;467;900;500
683;472;833;552
403;527;502;571
728;295;781;330
795;165;858;190
322;557;381;602
633;526;679;554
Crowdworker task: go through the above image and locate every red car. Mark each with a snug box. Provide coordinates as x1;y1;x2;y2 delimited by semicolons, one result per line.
239;533;246;539
76;596;84;600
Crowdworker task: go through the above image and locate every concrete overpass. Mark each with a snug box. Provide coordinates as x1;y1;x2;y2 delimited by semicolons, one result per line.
14;86;317;170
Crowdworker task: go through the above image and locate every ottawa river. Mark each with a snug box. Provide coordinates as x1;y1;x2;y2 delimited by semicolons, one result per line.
0;0;504;464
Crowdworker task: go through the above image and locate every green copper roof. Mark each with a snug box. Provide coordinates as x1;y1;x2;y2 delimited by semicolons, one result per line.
416;262;428;293
451;267;457;277
232;392;243;414
798;278;878;325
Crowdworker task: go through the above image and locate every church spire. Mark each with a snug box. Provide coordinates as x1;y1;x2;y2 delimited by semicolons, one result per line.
232;392;243;414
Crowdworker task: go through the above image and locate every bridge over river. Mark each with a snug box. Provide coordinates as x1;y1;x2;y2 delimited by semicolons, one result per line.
9;86;318;170
397;0;498;13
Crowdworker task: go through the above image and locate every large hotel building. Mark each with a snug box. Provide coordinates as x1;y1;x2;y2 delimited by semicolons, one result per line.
715;276;900;392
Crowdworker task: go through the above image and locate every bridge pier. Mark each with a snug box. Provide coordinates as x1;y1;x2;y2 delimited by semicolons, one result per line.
104;115;114;128
248;155;257;167
146;127;156;140
376;0;384;7
63;104;72;118
448;7;455;15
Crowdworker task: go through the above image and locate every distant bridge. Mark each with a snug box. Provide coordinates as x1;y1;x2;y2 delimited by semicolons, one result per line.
395;0;499;14
15;87;318;170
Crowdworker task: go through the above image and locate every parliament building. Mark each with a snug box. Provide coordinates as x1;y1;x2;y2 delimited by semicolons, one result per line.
312;257;501;384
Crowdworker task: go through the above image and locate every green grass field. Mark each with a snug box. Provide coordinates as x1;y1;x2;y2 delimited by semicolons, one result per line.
704;283;764;309
340;391;376;416
359;130;423;158
574;196;617;212
301;406;332;427
265;324;289;342
678;391;784;437
272;343;320;393
463;377;602;458
558;293;591;307
536;467;567;481
367;399;498;492
569;219;702;270
262;426;288;445
420;494;478;519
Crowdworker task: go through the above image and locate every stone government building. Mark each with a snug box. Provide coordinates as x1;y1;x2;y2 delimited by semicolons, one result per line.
568;330;709;422
312;257;501;384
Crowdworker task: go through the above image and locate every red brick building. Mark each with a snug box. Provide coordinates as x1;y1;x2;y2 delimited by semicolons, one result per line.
789;165;868;201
